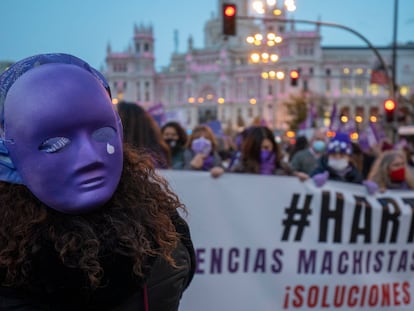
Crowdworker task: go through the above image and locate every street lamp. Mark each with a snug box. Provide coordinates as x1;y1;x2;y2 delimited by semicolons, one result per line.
261;70;285;80
252;0;296;15
247;0;297;130
246;38;282;129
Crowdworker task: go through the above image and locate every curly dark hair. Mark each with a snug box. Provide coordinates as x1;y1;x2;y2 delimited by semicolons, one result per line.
161;121;188;147
0;144;185;290
117;101;171;168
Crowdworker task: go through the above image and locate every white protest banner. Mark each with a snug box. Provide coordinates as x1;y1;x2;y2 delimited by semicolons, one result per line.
159;170;414;311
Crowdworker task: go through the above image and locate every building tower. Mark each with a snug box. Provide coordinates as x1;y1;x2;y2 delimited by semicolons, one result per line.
105;24;156;108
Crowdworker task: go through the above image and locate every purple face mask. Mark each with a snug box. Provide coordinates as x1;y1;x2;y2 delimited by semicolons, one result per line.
191;136;212;156
260;150;275;175
3;64;123;214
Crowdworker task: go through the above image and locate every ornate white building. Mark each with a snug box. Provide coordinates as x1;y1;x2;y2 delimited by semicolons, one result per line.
104;0;414;133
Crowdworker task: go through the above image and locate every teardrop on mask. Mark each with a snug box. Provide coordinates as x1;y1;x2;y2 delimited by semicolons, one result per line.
107;143;115;154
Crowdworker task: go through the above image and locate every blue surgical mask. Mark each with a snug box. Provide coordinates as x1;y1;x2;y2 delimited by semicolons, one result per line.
312;140;326;153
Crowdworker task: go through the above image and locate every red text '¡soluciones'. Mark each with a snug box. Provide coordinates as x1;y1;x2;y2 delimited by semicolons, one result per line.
283;281;411;309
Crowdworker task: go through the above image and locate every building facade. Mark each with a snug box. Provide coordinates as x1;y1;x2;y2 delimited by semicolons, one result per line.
104;0;414;134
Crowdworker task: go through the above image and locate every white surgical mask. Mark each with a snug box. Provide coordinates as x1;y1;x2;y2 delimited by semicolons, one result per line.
328;157;348;171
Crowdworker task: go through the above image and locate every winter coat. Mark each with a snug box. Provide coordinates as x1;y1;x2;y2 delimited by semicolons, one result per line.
0;212;195;311
310;155;364;184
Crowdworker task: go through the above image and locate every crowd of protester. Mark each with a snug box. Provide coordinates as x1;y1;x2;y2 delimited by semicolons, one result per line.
118;101;414;194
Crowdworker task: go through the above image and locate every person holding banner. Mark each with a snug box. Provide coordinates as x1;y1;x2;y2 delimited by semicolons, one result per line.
161;121;188;169
227;126;252;172
290;128;327;181
366;149;414;192
0;54;195;310
311;132;363;187
183;124;225;178
230;126;291;175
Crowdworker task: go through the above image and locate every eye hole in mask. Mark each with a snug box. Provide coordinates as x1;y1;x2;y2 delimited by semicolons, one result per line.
38;127;117;154
39;137;71;153
92;126;116;142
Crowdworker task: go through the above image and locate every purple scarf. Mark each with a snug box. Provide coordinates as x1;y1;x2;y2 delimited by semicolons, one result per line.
260;151;275;175
202;155;215;171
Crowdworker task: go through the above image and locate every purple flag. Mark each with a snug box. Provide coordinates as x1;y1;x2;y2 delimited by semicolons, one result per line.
206;120;223;138
329;102;341;132
306;102;317;128
369;121;386;143
358;122;386;152
299;102;317;130
358;130;371;152
341;119;357;135
298;120;306;130
147;103;165;127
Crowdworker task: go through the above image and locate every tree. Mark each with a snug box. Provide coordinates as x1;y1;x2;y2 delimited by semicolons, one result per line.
283;94;307;130
283;93;329;130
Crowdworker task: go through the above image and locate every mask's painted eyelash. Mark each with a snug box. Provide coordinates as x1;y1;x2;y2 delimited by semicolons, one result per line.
39;137;71;153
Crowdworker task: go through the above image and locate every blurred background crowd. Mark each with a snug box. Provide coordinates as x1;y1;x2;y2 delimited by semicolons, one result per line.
117;101;414;194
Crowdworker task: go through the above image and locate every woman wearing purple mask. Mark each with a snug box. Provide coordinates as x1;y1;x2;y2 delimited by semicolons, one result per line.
230;126;291;176
183;124;224;178
0;54;195;310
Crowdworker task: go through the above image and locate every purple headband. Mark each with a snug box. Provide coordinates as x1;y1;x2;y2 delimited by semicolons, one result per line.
0;53;112;184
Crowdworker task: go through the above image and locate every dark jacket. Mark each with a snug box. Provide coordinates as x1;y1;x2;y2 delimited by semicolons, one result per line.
0;213;195;311
311;155;363;184
170;146;187;170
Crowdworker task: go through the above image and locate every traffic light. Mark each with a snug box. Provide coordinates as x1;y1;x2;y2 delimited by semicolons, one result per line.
384;98;396;123
222;3;236;36
290;70;299;86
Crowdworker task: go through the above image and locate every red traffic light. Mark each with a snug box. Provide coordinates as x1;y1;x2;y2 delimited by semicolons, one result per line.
290;70;299;86
384;99;396;112
224;5;236;17
222;3;237;36
290;70;299;79
384;98;396;123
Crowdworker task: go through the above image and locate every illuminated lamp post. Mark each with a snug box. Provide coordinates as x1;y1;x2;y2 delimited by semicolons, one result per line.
246;31;284;129
247;0;296;130
251;0;296;15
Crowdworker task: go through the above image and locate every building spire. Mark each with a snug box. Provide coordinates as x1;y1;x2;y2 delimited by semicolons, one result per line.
188;35;193;51
174;29;179;53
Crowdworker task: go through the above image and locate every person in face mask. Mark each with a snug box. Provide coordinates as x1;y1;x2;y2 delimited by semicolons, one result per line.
183;124;224;178
161;121;188;169
290;129;327;181
0;54;195;310
311;132;363;187
230;126;291;176
366;149;414;192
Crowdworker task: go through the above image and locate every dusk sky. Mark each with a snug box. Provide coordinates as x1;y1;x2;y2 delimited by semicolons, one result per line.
1;0;413;71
